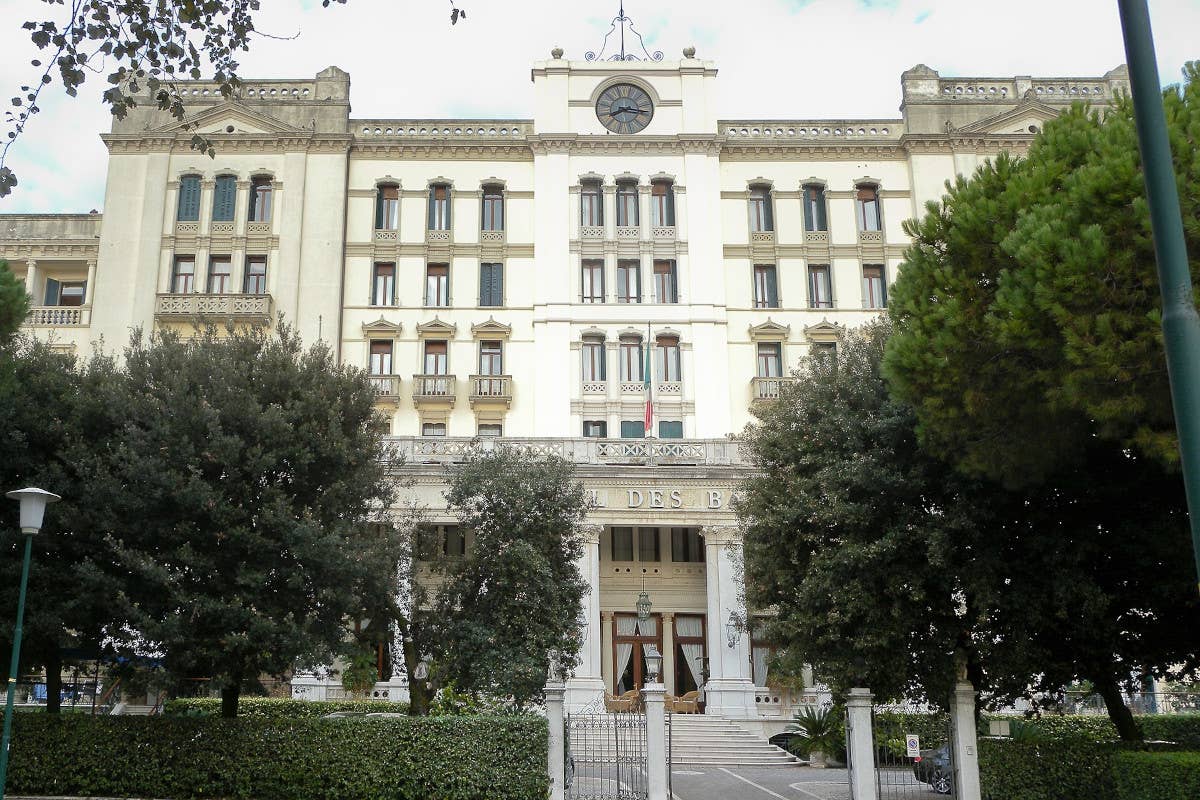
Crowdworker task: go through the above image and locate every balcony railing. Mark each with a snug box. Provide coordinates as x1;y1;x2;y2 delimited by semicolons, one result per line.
154;293;273;323
389;436;748;467
752;376;800;401
858;230;884;245
652;226;676;240
412;374;456;405
368;375;401;402
26;305;91;326
616;226;640;240
469;374;512;406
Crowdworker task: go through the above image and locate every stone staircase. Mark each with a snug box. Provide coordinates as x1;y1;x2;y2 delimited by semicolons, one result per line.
668;714;799;766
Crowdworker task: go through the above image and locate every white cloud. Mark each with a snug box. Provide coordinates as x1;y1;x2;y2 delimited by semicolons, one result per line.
1;0;1197;213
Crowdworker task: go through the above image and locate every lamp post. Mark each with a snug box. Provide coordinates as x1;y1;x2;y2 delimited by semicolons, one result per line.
1;487;60;800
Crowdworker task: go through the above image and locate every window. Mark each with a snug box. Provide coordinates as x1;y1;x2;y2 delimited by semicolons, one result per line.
658;420;683;439
244;257;267;294
650;180;675;227
856;184;882;232
478;423;503;438
481;186;504;231
422;422;447;437
617;261;641;304
863;265;887;308
757;343;782;378
616;181;639;226
619;338;643;382
802;183;828;232
655;335;680;383
428;184;451;230
479;263;503;307
372;263;395;306
207;257;232;294
749;186;774;232
177;175;201;222
621;420;646;439
583;420;608;438
249;176;272;222
425;264;449;307
652;260;677;303
582;338;606;382
424;341;448;375
812;341;837;359
611;527;634;561
171;257;195;293
638;528;660;562
808;265;832;309
376;184;399;230
582;260;605;303
751;620;773;687
581;180;603;227
671;528;705;563
212;175;236;222
369;340;393;375
479;340;503;375
42;279;86;307
753;265;779;309
444;527;466;557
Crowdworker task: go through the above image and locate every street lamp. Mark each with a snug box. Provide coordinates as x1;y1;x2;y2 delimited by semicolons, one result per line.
1;487;61;800
644;645;663;685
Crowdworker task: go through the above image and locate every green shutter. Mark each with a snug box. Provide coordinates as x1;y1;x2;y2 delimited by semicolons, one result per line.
763;191;774;231
659;421;683;439
816;189;828;231
492;264;503;306
177;177;200;221
212;176;236;221
43;278;60;306
803;189;814;231
766;266;779;307
621;420;645;439
665;186;675;226
375;189;385;230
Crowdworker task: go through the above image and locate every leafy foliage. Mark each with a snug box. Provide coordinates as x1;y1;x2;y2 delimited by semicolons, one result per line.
164;697;407;718
784;705;843;757
1113;751;1200;800
979;739;1188;800
0;260;29;345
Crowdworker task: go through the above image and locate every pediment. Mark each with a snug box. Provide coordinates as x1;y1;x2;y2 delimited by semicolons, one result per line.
471;317;512;339
416;318;458;337
150;102;305;135
361;318;402;335
749;319;790;340
803;320;843;342
956;100;1060;134
580;326;606;340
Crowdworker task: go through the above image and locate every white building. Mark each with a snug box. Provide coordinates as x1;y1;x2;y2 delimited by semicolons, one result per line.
1;33;1126;728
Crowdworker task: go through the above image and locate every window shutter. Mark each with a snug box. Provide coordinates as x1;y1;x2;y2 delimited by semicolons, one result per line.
479;265;488;305
816;190;828;231
212;177;236;221
766;266;779;307
375;188;385;230
763;191;774;231
177;177;200;221
803;189;814;232
427;189;436;229
665;186;675;226
43;278;60;306
492;264;503;306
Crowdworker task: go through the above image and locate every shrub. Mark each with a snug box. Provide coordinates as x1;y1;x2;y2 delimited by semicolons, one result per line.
874;711;952;747
1142;715;1200;745
983;713;1200;745
1113;751;1200;800
8;714;547;800
164;696;407;718
980;738;1190;800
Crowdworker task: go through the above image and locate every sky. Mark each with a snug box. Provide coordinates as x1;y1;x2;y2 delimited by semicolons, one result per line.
1;0;1198;214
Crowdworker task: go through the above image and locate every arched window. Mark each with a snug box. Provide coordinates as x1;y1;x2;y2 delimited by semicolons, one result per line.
375;183;399;231
428;183;451;230
581;179;603;227
481;185;504;231
856;183;882;232
582;335;606;382
619;335;644;383
651;179;675;227
748;185;773;232
802;183;827;232
212;175;237;222
616;179;639;227
249;176;273;222
177;175;201;222
655;335;681;383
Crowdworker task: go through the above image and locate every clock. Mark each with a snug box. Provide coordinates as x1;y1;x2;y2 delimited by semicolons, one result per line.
596;83;654;134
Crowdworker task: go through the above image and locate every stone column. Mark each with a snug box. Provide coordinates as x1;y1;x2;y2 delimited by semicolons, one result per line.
546;677;566;800
600;611;614;693
951;681;982;800
199;179;215;234
84;259;97;305
642;680;668;800
701;525;757;718
566;525;605;711
603;183;616;238
661;613;676;696
24;259;38;300
845;688;878;800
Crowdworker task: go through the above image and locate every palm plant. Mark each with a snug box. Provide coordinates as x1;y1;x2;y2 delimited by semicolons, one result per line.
784;705;843;763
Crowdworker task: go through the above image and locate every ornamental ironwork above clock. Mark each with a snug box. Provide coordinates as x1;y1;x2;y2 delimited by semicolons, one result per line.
596;83;654;134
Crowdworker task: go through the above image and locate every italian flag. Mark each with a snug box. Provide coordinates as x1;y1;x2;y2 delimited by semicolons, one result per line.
644;327;653;436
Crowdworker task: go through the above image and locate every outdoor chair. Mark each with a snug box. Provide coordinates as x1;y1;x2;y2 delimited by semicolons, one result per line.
672;690;701;713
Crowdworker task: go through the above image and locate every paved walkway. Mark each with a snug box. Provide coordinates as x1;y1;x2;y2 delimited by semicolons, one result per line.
669;765;851;800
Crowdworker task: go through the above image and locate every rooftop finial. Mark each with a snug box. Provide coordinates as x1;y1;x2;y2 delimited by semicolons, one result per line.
585;2;664;62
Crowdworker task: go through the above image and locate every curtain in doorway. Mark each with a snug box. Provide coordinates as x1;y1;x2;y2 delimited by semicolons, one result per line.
676;616;706;689
752;648;769;687
616;615;638;691
637;617;659;678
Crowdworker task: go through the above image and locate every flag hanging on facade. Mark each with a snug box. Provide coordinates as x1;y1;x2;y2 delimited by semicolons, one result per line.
644;323;653;436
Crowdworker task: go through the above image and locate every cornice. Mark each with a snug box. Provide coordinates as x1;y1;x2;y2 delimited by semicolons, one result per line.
101;132;353;154
529;134;722;156
0;242;100;259
344;242;535;259
351;142;534;161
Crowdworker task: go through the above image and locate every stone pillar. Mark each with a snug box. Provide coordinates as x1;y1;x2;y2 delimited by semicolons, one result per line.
701;525;757;718
24;258;38;300
642;680;668;800
951;681;982;800
600;611;614;693
638;184;652;240
84;259;97;305
661;613;676;695
845;688;878;800
566;525;605;711
603;183;616;238
546;677;566;800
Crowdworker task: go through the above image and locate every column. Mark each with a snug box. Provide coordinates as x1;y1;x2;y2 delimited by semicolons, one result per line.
233;180;251;292
546;677;566;800
24;259;38;301
643;680;668;800
661;613;676;696
566;525;605;711
701;525;757;718
600;611;614;693
845;688;879;800
951;681;982;800
84;259;97;305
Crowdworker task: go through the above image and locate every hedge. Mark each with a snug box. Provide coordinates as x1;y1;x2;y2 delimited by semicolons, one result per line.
1113;751;1200;800
8;714;547;800
984;714;1200;745
164;696;408;718
979;738;1190;800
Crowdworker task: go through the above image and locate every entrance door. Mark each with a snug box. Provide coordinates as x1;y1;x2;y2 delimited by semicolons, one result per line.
613;613;661;693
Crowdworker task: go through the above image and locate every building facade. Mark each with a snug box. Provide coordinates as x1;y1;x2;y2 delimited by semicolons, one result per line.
1;44;1126;725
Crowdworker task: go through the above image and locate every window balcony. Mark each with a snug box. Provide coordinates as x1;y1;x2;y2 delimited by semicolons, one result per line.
616;226;640;241
750;230;776;245
480;230;505;244
656;381;682;395
652;226;676;240
805;231;830;245
374;228;399;243
412;373;456;406
620;380;645;394
368;375;401;405
387;436;747;467
247;221;272;236
582;381;608;395
210;221;235;236
154;293;273;324
751;376;799;402
580;225;605;239
426;229;451;243
26;306;91;327
858;230;884;245
174;221;200;236
469;374;513;407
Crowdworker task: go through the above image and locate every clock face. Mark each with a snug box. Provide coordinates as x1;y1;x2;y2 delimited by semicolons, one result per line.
596;83;654;134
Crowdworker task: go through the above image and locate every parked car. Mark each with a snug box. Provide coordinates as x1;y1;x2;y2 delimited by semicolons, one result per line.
912;745;952;794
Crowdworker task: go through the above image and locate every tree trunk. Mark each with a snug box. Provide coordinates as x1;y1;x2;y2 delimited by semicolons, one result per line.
403;636;430;716
44;646;62;715
220;681;241;718
1093;673;1142;741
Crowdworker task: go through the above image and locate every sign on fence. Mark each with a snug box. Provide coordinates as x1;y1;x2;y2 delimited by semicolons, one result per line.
905;734;920;757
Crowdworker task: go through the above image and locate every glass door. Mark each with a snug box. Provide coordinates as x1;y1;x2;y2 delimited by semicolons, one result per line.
613;613;661;694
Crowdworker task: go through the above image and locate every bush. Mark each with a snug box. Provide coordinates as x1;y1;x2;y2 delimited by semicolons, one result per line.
980;738;1189;800
1113;751;1200;800
874;711;952;747
8;714;547;800
983;713;1200;745
1142;715;1200;745
163;696;408;718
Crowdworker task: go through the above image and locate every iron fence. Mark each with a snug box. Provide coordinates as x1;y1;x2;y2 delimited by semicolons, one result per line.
873;704;954;798
566;710;648;800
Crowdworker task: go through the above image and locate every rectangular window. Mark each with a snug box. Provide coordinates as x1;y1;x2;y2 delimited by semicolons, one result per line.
583;420;608;438
376;185;399;230
638;528;661;562
616;182;639;227
808;265;833;309
581;181;603;227
171;257;195;294
425;263;449;307
424;341;448;375
619;340;643;382
857;185;882;232
617;261;641;304
177;175;201;222
477;423;503;438
671;528;705;563
863;265;887;309
611;527;634;561
753;265;779;309
369;340;393;375
444;527;466;557
372;263;395;306
658;420;683;439
582;340;606;382
244;257;267;294
655;337;680;383
479;262;503;307
212;175;236;222
651;181;675;227
481;187;504;231
249;176;272;223
428;184;451;230
207;257;232;294
652;260;677;304
620;420;645;439
42;279;86;307
581;260;605;303
802;184;828;232
757;343;782;378
422;422;447;437
479;340;503;375
749;187;774;232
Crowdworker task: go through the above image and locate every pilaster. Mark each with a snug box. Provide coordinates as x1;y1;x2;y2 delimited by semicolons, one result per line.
701;525;757;718
566;524;605;711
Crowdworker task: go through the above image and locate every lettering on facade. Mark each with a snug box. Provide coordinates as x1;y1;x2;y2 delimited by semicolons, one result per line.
588;489;605;508
608;488;725;510
708;490;723;509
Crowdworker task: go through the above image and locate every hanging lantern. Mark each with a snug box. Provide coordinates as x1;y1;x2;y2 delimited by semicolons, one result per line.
636;589;653;623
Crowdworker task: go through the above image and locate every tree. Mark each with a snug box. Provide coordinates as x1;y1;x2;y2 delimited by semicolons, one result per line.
426;447;587;708
0;260;29;346
83;323;401;717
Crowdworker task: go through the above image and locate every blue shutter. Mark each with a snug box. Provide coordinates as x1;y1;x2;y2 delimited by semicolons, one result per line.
375;188;385;230
766;266;779;307
815;188;828;231
621;420;645;439
213;176;236;221
658;421;683;439
177;176;201;221
43;278;60;306
763;190;774;231
491;264;503;306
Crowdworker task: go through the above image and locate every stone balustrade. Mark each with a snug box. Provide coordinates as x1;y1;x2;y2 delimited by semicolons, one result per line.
26;305;90;326
751;376;799;402
368;375;401;399
412;374;456;405
154;292;273;323
388;436;748;467
469;374;512;406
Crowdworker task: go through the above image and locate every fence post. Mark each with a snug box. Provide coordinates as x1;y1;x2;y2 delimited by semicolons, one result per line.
950;681;982;800
643;681;668;800
546;677;566;800
845;687;878;800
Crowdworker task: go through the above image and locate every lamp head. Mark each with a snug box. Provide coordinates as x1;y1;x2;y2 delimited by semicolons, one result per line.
6;487;61;534
644;644;662;683
636;589;652;623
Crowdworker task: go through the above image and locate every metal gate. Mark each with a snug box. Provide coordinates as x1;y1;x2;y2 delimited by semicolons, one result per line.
565;709;649;800
871;704;955;799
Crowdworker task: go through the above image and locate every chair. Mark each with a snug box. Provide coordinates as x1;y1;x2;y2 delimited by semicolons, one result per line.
604;690;637;713
673;690;701;714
